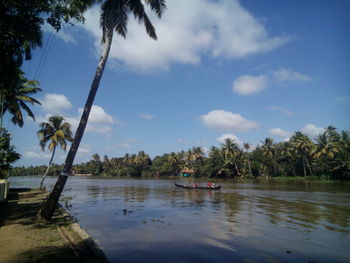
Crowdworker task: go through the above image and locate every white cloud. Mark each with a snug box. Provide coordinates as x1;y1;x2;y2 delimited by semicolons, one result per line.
200;110;258;132
332;95;350;104
38;105;117;135
24;151;51;159
41;94;72;113
269;106;293;116
273;68;312;82
177;138;188;144
232;75;268;95
74;105;117;134
78;0;289;71
76;144;92;156
269;128;292;139
301;124;325;138
140;113;155;120
216;133;243;146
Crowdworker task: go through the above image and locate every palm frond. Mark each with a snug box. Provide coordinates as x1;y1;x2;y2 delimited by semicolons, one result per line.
18;101;35;122
144;0;167;18
128;0;157;40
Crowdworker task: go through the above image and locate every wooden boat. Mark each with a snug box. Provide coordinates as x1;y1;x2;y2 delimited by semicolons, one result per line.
175;183;221;190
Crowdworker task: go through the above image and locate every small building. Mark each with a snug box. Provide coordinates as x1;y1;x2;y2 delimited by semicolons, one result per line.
181;168;194;177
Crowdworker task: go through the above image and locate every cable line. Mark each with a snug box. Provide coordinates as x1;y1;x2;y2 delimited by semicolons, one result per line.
33;30;53;80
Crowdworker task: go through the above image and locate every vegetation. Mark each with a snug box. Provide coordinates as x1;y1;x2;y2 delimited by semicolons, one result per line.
37;115;73;189
0;0;94;95
0;128;21;179
38;0;167;221
12;126;350;180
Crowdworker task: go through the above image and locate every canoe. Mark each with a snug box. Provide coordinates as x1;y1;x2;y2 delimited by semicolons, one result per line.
175;183;221;190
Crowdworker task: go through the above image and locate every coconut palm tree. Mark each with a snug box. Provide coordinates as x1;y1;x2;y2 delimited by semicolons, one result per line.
261;137;277;177
1;72;41;128
37;0;166;221
37;115;73;189
243;143;253;177
221;138;241;177
290;132;314;176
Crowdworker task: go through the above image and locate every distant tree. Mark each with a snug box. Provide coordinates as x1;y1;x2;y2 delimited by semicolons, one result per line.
261;138;277;177
290;132;314;177
221;138;241;177
0;128;21;178
37;115;73;189
243;143;253;177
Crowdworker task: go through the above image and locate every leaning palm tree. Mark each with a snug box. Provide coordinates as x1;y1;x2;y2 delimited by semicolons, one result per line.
37;0;166;221
37;115;73;189
0;71;41;128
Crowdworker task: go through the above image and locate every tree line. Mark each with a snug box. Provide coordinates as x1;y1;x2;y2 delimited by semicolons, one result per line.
12;126;350;179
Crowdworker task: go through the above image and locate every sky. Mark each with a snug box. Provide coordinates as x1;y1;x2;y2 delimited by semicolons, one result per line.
7;0;350;167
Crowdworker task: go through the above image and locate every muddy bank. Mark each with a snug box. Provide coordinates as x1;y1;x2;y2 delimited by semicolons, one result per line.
0;188;108;263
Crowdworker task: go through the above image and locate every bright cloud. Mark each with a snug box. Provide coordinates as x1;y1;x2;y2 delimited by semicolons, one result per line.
269;128;292;139
269;106;293;116
200;110;258;132
41;94;72;113
177;138;188;144
140;113;155;120
273;68;312;82
38;105;117;135
301;124;325;138
24;151;51;159
232;75;268;95
76;144;92;156
78;0;289;71
216;133;243;146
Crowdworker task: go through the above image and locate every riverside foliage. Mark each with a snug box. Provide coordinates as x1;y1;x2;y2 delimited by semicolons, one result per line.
12;126;350;179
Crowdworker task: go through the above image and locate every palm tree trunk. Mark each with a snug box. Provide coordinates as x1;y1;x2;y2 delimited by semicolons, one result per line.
0;93;4;129
302;156;307;177
40;146;56;189
273;159;277;177
247;160;253;177
305;157;314;176
36;29;114;222
234;162;240;177
290;162;297;177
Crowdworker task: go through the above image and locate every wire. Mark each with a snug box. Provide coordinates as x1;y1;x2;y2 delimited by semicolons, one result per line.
36;33;55;80
33;30;54;80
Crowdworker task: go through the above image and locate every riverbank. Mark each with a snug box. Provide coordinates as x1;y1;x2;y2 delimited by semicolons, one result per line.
0;188;108;263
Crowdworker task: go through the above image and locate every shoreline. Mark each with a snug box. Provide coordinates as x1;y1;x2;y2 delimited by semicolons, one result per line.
0;188;108;263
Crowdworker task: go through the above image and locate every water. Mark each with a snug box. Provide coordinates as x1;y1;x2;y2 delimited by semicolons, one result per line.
9;176;350;263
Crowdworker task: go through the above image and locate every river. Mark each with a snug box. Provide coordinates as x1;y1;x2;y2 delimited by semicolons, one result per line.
9;176;350;263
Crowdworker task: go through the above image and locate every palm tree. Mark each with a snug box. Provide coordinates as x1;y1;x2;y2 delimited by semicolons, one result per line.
1;72;41;128
37;0;166;221
37;115;73;189
261;137;277;177
243;143;253;177
290;132;314;176
221;138;241;177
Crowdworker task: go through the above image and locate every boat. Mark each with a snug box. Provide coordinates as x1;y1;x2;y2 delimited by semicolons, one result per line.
175;183;221;190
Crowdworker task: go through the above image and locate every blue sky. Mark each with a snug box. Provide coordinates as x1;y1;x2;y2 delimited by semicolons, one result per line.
6;0;350;166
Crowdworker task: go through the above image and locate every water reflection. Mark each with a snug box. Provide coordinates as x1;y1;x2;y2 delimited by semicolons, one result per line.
9;176;350;263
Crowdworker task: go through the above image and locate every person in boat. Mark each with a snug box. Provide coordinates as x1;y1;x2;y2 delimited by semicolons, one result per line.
206;182;212;188
193;183;198;188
